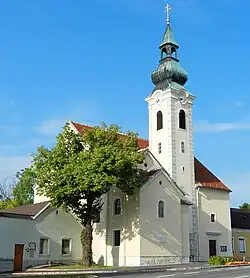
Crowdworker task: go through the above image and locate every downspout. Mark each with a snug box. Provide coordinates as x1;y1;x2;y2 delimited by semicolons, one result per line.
105;191;110;266
124;194;126;266
196;186;200;261
180;202;184;262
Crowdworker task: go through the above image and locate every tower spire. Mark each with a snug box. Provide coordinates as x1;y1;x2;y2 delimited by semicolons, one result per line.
151;3;188;89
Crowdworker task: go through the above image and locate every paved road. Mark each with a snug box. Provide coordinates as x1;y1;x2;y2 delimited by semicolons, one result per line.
101;266;250;278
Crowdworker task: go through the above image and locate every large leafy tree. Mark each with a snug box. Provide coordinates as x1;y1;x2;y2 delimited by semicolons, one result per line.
32;122;145;266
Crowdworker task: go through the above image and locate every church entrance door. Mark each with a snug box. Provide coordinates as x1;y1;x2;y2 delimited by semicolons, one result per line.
209;240;217;257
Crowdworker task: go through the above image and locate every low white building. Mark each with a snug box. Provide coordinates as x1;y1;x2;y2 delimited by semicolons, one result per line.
0;202;82;271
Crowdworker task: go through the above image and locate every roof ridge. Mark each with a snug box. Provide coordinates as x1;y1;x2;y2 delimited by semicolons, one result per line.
71;121;149;142
70;120;94;129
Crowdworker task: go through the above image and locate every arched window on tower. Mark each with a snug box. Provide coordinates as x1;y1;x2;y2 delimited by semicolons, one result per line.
158;200;164;218
114;198;121;215
171;47;177;59
179;110;186;130
157;111;163;130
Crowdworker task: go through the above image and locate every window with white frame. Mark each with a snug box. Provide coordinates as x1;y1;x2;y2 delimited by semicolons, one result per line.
210;213;216;223
61;238;72;255
220;246;227;252
39;238;49;255
238;237;246;253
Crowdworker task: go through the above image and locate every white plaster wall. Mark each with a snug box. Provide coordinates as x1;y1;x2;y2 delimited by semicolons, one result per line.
147;89;173;178
33;186;50;204
33;207;82;263
138;152;160;171
104;187;140;267
140;173;183;258
146;89;195;198
0;217;32;260
197;188;232;261
173;99;194;198
124;192;140;266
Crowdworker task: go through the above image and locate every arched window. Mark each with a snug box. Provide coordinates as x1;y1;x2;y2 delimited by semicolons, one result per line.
181;141;185;153
114;198;121;215
179;110;186;130
157;111;163;130
158;201;164;218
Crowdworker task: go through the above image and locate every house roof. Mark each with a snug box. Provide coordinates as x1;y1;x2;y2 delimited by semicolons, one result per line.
70;121;230;192
231;208;250;229
0;201;50;219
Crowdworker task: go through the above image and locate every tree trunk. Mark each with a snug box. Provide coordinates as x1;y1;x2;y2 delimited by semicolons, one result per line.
80;220;93;266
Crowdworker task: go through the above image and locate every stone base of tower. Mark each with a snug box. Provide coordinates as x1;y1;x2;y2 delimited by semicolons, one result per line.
140;256;190;266
189;233;199;262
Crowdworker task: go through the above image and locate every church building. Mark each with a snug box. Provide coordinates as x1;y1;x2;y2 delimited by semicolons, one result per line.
1;4;233;269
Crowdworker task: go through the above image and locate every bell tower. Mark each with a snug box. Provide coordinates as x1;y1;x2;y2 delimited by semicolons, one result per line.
145;3;199;259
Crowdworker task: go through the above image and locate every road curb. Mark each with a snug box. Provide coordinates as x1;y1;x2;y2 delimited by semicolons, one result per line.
3;264;250;277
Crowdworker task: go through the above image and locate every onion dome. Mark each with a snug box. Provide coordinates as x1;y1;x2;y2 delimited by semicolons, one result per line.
151;18;188;88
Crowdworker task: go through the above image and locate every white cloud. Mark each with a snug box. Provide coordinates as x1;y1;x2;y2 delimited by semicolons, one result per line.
194;120;250;133
0;155;31;183
36;118;67;136
224;172;250;208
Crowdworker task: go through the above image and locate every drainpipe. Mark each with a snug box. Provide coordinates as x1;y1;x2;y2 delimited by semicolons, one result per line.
105;191;110;266
124;194;126;266
196;186;200;261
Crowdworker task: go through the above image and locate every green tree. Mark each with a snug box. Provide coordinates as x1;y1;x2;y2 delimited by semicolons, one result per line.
0;179;16;209
0;168;34;210
240;202;250;210
12;168;35;206
32;122;145;266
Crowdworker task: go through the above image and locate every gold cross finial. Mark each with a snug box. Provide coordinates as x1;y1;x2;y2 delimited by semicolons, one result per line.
165;3;171;25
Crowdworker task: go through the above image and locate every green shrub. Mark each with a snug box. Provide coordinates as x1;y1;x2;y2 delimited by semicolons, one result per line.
208;256;226;265
224;257;235;263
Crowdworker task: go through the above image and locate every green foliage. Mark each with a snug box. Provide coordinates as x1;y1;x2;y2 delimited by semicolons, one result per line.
0;198;19;210
0;168;35;210
12;168;35;206
208;256;226;265
208;256;235;266
32;122;146;266
240;203;250;210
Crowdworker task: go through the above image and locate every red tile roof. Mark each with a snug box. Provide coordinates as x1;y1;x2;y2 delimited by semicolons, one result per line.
194;157;230;192
71;121;149;149
71;121;230;192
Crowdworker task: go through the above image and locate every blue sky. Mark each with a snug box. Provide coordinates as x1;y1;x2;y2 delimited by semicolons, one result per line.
0;0;249;207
